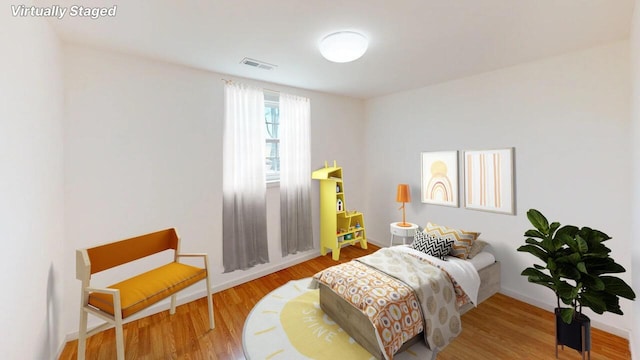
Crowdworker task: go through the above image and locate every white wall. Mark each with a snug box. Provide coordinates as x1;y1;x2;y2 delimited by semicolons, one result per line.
62;45;365;337
0;12;65;360
364;42;633;337
631;1;640;358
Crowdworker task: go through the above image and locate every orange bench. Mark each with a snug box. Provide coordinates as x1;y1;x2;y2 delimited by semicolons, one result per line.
76;228;214;359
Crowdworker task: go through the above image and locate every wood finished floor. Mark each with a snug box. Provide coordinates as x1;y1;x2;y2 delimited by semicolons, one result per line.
59;244;631;360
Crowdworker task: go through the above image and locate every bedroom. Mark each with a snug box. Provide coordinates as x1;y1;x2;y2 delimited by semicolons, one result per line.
2;1;639;359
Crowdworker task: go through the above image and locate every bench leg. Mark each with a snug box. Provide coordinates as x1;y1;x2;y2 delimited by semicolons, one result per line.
112;292;125;360
170;294;177;315
77;308;88;360
206;278;215;329
114;318;125;360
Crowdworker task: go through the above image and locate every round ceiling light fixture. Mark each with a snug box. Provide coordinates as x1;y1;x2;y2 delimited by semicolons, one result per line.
319;31;368;63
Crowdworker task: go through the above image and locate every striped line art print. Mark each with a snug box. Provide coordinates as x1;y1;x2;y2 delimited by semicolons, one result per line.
464;148;514;214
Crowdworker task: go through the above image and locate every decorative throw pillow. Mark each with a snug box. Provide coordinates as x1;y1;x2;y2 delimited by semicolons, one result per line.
411;231;454;260
423;222;480;259
467;239;488;259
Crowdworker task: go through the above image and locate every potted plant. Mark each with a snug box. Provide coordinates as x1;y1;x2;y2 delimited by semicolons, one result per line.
517;209;635;357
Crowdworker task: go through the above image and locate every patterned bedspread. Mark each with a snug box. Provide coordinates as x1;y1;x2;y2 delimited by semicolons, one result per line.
313;260;423;358
311;247;468;360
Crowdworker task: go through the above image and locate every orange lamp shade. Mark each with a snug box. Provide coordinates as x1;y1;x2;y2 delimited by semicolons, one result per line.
396;184;411;203
396;184;411;227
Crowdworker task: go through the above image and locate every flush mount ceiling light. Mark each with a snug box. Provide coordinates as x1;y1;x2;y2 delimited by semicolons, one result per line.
319;31;368;63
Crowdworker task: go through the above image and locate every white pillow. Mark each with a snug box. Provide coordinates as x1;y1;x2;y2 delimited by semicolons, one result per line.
467;239;488;259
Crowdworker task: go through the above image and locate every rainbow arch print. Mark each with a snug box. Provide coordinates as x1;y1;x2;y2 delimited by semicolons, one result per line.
420;151;459;207
427;178;454;202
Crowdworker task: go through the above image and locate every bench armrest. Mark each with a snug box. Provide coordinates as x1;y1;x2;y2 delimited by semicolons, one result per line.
85;287;119;295
176;253;211;273
176;253;208;258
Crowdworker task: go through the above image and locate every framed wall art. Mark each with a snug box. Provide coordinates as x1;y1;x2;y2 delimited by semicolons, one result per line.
421;151;459;207
463;147;515;214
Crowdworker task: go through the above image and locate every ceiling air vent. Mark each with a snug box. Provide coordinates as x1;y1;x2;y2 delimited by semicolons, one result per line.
240;57;277;71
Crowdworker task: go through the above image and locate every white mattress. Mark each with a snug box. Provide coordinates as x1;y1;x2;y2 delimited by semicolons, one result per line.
396;244;496;271
467;251;496;270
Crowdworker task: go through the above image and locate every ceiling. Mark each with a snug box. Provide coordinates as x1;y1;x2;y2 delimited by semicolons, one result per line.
41;0;634;99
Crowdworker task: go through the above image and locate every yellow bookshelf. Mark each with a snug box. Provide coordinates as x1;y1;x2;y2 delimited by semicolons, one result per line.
311;161;367;260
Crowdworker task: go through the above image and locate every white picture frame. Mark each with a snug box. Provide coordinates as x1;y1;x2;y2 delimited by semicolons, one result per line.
420;151;459;207
463;147;515;214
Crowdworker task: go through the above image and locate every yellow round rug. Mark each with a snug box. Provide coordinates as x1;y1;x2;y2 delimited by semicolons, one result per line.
242;278;429;360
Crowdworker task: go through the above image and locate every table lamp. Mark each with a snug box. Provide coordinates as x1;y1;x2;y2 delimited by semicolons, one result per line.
396;184;411;227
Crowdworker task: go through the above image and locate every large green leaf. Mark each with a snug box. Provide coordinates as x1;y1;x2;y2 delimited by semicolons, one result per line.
547;258;557;271
556;253;581;265
556;264;581;280
525;237;555;254
541;236;554;253
606;304;624;315
576;262;587;274
517;244;549;262
555;225;579;238
575;235;588;254
597;292;623;314
521;267;553;283
524;229;545;239
582;274;604;291
556;281;578;301
556;228;577;252
527;209;549;234
525;237;541;246
593;229;612;242
582;252;609;260
583;228;611;244
559;307;574;324
588;242;611;255
601;276;636;300
549;222;561;237
588;259;626;275
564;236;579;252
581;291;607;314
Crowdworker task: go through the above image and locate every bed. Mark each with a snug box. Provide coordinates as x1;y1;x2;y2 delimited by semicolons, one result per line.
312;244;501;360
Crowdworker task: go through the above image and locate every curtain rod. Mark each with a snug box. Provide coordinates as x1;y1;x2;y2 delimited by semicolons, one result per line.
221;78;279;94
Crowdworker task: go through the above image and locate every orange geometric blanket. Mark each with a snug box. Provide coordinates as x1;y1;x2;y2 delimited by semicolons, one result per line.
313;260;423;359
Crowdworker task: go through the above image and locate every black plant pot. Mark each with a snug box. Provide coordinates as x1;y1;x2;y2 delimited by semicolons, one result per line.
555;308;591;359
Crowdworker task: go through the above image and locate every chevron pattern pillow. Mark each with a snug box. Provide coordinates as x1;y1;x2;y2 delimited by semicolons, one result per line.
424;222;480;259
411;231;454;260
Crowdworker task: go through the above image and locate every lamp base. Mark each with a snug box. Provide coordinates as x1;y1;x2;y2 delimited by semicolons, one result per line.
396;222;412;227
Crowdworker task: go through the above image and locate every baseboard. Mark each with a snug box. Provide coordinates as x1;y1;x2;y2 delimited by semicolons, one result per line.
630;336;638;360
499;288;631;340
211;249;320;293
366;237;385;248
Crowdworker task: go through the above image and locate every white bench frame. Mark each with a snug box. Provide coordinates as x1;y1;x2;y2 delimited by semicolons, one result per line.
76;229;214;360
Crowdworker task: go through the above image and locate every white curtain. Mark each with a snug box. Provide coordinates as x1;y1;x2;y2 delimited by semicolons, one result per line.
279;93;313;256
222;82;269;272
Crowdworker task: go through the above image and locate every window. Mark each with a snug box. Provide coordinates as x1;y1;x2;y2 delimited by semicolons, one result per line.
264;92;280;182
